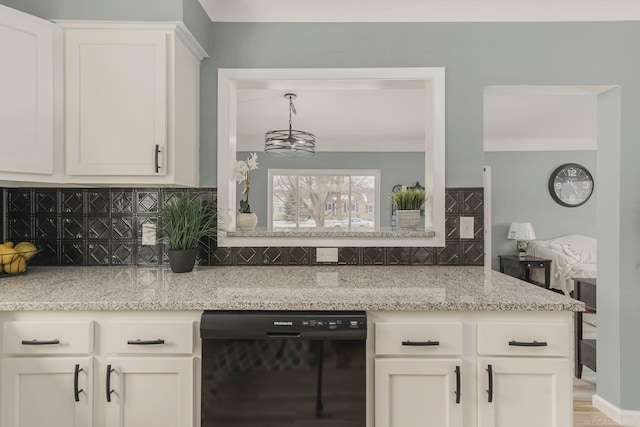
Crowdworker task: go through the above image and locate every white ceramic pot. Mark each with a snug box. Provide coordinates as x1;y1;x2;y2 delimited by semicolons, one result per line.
396;209;420;230
237;212;258;231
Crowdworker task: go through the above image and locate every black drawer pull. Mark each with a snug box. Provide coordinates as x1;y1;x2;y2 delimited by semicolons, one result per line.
455;365;461;404
508;340;548;347
266;332;301;339
74;364;84;402
155;145;161;173
486;364;493;403
106;365;115;402
127;339;165;345
21;339;60;345
402;340;440;346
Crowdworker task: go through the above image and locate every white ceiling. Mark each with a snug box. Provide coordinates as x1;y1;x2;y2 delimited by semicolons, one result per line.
236;81;427;152
198;0;640;23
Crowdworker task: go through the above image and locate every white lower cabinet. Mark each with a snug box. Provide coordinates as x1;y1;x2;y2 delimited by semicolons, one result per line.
103;358;193;427
372;311;573;427
477;357;571;427
375;358;462;427
1;357;94;427
0;312;199;427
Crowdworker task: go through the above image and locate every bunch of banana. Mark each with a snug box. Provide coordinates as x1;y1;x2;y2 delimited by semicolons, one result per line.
0;241;37;274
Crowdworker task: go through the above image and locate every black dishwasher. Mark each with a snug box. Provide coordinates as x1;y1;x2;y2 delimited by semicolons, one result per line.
200;310;367;426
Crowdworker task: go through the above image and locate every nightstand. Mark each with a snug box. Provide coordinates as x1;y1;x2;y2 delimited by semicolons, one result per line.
498;255;552;289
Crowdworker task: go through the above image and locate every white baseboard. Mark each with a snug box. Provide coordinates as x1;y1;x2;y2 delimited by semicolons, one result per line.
593;394;640;426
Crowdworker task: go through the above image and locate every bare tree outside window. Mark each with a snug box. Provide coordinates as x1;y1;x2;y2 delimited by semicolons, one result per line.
270;171;379;231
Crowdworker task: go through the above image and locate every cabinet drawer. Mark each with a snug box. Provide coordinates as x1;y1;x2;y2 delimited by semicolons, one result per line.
478;322;569;357
103;321;194;354
375;322;463;356
2;321;93;355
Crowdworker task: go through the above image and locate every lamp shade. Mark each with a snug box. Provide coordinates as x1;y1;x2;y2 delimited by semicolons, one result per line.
507;222;536;240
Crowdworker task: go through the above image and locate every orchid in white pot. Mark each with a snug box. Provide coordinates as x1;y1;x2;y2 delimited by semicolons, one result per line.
235;153;259;213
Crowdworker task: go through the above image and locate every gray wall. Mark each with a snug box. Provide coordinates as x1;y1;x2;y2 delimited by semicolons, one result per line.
237;151;424;226
485;150;596;270
0;0;211;52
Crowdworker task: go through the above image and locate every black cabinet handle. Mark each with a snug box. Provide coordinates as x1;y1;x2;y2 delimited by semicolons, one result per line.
21;339;60;345
508;340;548;347
455;365;461;404
401;340;440;346
155;145;161;173
127;339;165;345
74;364;83;402
486;364;493;403
106;365;115;402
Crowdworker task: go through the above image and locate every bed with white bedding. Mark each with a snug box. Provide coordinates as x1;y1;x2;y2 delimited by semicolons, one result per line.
525;235;597;295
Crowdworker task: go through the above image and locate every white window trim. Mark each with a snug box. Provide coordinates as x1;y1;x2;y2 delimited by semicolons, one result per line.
217;67;445;247
268;169;381;232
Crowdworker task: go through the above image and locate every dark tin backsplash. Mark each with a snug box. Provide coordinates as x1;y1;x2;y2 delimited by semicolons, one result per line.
1;187;483;267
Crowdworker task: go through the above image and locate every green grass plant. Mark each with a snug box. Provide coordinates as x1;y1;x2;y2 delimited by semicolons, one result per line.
158;193;219;250
390;188;429;210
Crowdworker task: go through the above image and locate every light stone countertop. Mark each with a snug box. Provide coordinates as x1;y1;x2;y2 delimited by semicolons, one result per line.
0;266;584;312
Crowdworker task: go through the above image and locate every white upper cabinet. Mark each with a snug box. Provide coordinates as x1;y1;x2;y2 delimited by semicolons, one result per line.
60;22;207;186
0;5;63;182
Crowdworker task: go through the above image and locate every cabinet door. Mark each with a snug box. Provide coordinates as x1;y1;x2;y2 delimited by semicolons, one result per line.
1;357;93;427
104;357;193;427
375;358;462;427
478;357;571;427
65;29;167;176
0;5;61;177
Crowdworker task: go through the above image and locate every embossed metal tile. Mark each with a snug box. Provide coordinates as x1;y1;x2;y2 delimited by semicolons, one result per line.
87;191;110;214
462;242;484;266
112;217;134;240
34;191;57;214
7;190;31;214
111;191;133;214
338;247;360;265
288;247;310;265
386;247;411;265
363;247;384;265
136;244;159;265
136;191;159;214
35;217;58;239
88;217;110;240
61;217;85;239
61;190;84;214
462;189;484;214
88;242;110;265
436;243;460;265
236;247;259;265
262;247;283;265
31;240;58;265
60;241;84;265
7;218;32;240
212;247;233;265
111;241;134;265
445;189;460;214
412;247;435;265
445;216;459;240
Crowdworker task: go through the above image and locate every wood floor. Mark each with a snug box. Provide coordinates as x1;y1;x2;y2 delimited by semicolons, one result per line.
573;368;619;426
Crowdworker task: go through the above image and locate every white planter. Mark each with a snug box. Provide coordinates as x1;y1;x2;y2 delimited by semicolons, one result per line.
396;210;420;230
237;212;258;231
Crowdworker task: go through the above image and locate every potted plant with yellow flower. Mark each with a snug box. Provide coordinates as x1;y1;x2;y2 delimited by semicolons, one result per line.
235;153;259;230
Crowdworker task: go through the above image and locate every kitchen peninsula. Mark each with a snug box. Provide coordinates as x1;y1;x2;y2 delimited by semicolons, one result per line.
0;266;582;427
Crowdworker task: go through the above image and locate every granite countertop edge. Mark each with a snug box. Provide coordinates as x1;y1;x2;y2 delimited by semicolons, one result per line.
0;266;585;312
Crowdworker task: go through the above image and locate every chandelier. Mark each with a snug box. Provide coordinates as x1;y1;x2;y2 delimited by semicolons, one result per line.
264;93;316;157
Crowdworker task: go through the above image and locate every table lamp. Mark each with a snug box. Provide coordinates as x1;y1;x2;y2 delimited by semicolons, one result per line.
507;222;536;258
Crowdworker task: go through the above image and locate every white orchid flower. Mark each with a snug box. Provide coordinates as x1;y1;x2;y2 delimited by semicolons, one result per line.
247;153;259;170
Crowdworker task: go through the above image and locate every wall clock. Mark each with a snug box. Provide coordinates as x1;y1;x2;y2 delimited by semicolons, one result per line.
548;163;594;207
